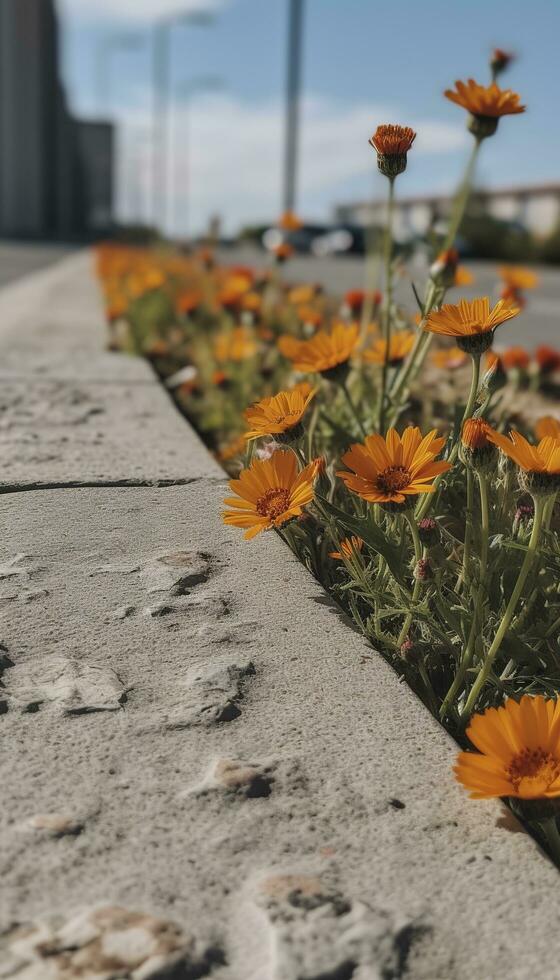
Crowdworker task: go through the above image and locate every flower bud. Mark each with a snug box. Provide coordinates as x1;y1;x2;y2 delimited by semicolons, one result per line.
460;417;498;470
369;124;416;179
414;557;433;582
490;48;514;77
430;248;459;289
399;638;419;663
417;517;440;548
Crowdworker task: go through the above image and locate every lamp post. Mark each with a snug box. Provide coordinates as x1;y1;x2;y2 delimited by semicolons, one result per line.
95;34;144;225
95;33;143;117
282;0;305;215
152;9;215;236
172;76;224;241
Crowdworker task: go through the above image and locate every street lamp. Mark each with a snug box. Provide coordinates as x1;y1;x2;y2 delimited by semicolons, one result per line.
171;76;225;241
283;0;305;215
152;9;215;235
95;33;144;117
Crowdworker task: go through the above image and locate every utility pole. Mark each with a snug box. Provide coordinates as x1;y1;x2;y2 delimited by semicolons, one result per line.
282;0;305;215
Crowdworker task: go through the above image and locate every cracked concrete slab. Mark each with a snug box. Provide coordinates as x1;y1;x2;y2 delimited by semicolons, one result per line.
2;250;560;980
0;254;222;487
1;481;560;980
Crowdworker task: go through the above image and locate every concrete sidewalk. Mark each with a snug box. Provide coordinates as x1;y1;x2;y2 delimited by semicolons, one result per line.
1;253;559;980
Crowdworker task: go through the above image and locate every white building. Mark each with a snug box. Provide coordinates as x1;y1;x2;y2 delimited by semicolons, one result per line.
335;184;560;240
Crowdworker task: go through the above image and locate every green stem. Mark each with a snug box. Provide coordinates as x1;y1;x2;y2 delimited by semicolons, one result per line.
538;817;560;868
461;495;546;721
388;137;482;417
341;380;367;438
379;177;395;431
397;513;422;647
477;470;490;582
415;354;480;523
456;467;474;593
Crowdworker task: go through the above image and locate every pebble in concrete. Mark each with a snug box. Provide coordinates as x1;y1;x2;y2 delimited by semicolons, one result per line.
164;657;256;728
253;873;424;980
4;656;129;715
0;906;222;979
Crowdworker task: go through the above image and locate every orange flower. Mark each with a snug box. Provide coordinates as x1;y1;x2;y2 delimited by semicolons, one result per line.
297;306;323;329
217;434;247;463
430;346;468;370
278;322;360;377
273;243;294;262
535;346;560;374
491;48;515;75
363;331;415;366
369;125;416;156
461;417;495;451
243;386;316;440
454;266;474;287
176;290;202;315
501;346;530;371
423;297;520;354
535;417;560;440
222;451;316;539
455;695;560;799
445;79;526;117
288;285;318;306
499;265;538;291
337;427;451;505
344;289;382;313
214;327;257;363
329;536;364;561
487;429;560;490
369;125;416;178
241;291;262;314
278;210;303;231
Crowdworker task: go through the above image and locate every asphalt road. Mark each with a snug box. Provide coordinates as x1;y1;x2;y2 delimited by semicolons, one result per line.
222;245;559;349
0;240;75;289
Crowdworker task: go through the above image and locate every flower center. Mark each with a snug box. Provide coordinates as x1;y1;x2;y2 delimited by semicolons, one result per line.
376;465;411;494
507;748;560;795
256;487;291;521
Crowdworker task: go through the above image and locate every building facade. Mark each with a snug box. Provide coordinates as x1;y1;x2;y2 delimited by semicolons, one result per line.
335;184;560;241
0;0;113;239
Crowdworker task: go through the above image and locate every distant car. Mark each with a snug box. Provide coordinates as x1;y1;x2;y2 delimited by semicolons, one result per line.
311;225;366;257
262;224;329;255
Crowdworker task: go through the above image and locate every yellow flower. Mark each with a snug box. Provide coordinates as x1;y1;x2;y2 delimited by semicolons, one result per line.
455;695;560;799
214;327;257;363
535;417;560;441
445;79;526;117
430;346;468;370
337;427;451;505
363;331;415;366
244;386;316;440
499;265;539;291
222;451;316;539
278;322;360;377
423;297;520;354
329;536;364;561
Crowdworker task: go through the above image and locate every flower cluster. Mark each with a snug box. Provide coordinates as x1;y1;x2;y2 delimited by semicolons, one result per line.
95;55;560;867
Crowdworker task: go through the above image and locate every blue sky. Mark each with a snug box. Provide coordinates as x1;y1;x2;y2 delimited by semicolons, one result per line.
58;0;560;235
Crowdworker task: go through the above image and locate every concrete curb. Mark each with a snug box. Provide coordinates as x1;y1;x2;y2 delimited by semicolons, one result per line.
1;252;558;980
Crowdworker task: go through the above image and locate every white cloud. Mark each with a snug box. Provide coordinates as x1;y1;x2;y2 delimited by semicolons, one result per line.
110;93;469;236
58;0;224;24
